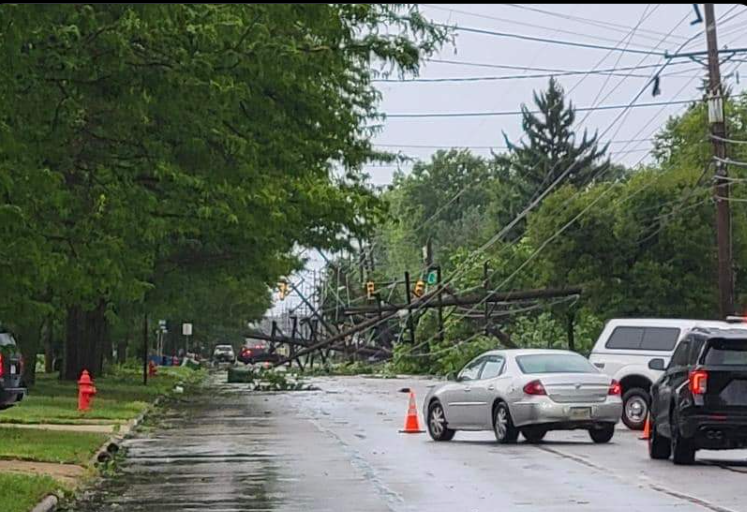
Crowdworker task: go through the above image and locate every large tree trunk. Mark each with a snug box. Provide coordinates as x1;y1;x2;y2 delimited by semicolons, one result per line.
18;320;44;387
63;301;107;380
102;317;113;368
117;335;129;365
44;320;54;374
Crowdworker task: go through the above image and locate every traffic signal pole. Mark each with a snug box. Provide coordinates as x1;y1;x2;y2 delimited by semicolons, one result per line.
705;4;735;318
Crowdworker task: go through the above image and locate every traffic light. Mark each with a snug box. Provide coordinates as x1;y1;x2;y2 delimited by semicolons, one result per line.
366;281;375;299
413;279;425;298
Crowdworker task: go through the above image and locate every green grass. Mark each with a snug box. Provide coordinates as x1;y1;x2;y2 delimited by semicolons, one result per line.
0;473;67;512
0;366;202;424
0;427;108;464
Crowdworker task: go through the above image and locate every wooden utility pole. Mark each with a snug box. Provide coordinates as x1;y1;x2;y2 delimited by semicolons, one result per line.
705;4;734;318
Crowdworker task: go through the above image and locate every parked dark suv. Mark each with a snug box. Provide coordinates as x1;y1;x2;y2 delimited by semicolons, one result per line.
648;327;747;464
0;331;26;410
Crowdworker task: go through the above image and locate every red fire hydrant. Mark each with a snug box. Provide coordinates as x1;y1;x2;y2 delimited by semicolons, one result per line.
78;370;97;412
148;360;157;377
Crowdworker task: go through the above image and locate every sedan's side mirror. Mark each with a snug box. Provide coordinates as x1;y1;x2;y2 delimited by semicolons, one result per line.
446;372;457;382
648;358;666;371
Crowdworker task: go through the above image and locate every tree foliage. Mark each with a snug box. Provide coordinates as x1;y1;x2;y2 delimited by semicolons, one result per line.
371;87;747;374
499;78;612;203
0;4;446;378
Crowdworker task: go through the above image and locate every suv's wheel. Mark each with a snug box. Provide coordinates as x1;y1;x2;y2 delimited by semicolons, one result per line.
622;387;650;430
493;403;519;444
648;414;671;460
427;401;455;441
589;423;615;443
522;426;547;443
671;409;695;465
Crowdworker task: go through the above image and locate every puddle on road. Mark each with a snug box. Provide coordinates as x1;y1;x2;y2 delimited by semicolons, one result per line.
67;385;282;512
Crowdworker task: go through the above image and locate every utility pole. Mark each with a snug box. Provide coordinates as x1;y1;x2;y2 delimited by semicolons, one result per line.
705;4;734;317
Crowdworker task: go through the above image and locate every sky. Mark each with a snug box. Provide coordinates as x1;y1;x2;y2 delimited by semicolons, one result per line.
269;3;747;316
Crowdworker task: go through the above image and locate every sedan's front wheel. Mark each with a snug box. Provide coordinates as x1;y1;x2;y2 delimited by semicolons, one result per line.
494;403;519;444
427;401;455;441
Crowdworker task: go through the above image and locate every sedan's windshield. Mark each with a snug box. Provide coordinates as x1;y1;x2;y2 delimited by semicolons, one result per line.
516;353;597;374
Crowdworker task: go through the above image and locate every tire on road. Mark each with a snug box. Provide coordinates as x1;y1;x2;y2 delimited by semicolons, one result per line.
427;401;455;442
521;426;547;444
493;402;519;444
622;387;650;430
589;423;615;443
648;414;671;460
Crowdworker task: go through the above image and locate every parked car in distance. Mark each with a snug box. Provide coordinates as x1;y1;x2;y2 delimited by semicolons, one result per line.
0;331;26;410
589;318;740;430
238;343;280;365
649;327;747;464
212;344;236;364
423;349;622;444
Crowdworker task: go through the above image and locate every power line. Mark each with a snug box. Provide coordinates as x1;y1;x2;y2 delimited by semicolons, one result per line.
421;4;671;50
449;23;670;57
385;99;695;118
400;13;703;350
503;4;691;44
375;139;654;151
304;9;701;350
425;58;695;74
374;68;701;83
710;134;747;145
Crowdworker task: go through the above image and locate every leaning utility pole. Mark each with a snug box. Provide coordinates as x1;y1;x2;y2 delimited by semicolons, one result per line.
705;4;734;317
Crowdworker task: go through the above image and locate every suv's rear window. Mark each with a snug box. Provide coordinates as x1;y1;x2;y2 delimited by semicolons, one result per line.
605;327;679;351
0;333;16;347
516;354;597;374
703;339;747;365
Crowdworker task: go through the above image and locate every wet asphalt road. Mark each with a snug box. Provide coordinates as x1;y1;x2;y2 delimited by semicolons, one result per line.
72;373;747;512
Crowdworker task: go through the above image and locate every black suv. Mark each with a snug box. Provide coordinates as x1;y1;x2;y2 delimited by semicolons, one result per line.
0;331;26;410
648;327;747;464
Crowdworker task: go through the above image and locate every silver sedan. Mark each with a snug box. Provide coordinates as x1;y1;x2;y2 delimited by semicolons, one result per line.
423;349;622;443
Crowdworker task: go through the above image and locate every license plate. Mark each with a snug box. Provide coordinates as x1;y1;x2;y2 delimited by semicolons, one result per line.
10;364;16;375
570;407;591;420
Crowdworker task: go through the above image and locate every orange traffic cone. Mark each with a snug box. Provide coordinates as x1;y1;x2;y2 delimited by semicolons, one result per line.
399;391;425;434
639;415;651;440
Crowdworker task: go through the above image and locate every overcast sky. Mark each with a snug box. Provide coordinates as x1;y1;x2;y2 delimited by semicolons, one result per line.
366;3;747;186
270;3;747;317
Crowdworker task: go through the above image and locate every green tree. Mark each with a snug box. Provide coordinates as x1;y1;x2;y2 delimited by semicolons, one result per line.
0;4;446;379
500;78;611;204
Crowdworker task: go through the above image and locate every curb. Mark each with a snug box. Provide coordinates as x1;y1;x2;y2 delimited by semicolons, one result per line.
89;396;164;466
27;396;168;512
30;494;58;512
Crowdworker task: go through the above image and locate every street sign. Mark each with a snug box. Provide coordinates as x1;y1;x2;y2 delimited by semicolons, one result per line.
182;323;193;336
426;270;438;285
159;319;168;333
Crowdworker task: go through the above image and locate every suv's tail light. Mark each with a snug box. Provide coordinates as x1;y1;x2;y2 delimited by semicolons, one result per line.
689;370;708;395
608;380;621;396
523;380;547;396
